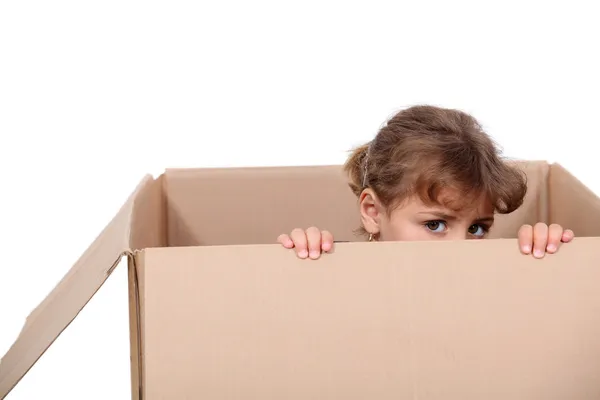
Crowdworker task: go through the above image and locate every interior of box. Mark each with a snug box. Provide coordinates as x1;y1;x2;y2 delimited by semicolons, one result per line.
129;160;600;251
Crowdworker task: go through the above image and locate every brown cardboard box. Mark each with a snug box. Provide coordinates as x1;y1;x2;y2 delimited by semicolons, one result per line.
2;160;600;399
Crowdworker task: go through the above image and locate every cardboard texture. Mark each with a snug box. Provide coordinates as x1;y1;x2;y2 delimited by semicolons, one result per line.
2;160;600;399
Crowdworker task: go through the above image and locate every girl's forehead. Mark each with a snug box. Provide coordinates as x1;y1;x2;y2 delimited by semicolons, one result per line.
436;187;493;208
401;189;494;216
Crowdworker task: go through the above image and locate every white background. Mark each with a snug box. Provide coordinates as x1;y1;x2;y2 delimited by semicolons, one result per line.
1;0;599;398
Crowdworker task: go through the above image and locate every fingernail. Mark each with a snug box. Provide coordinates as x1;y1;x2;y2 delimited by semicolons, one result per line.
534;249;544;258
547;244;556;252
522;245;531;253
298;250;308;258
309;250;320;259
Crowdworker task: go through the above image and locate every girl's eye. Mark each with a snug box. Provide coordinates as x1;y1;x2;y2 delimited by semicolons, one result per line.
468;224;487;237
425;220;447;233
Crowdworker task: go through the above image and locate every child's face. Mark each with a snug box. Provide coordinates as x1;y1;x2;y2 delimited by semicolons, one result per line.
361;188;496;242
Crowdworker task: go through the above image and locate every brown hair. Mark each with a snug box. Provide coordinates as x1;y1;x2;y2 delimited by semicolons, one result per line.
344;105;527;229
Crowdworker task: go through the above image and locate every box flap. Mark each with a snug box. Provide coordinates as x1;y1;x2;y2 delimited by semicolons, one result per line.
0;174;155;399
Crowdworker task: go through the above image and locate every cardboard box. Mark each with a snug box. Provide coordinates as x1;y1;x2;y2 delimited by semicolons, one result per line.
2;160;600;399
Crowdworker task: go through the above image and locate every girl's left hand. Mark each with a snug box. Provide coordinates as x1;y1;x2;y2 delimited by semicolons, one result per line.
518;223;574;258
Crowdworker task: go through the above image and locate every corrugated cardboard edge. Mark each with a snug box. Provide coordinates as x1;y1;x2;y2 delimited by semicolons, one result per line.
0;174;155;399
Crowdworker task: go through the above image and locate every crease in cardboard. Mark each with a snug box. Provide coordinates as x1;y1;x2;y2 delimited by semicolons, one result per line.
539;162;550;224
161;174;171;249
127;250;144;400
545;163;553;224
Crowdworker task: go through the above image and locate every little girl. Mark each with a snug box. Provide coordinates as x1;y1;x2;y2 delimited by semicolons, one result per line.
277;105;574;259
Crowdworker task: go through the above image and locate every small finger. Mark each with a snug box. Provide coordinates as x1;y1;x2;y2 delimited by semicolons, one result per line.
532;222;549;258
290;228;309;258
562;229;575;242
277;233;294;249
321;230;334;252
306;226;322;259
545;224;563;253
517;224;533;254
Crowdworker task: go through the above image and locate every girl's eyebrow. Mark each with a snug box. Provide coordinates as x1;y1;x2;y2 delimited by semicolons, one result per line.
418;211;456;220
418;212;495;224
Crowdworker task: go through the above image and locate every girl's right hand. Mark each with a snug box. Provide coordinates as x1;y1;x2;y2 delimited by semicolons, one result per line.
277;227;334;259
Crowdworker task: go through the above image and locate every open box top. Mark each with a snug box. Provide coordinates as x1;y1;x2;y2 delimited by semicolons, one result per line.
2;160;600;398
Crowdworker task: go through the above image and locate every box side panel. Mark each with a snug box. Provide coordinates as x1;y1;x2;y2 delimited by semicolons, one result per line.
548;164;600;236
130;174;168;250
164;165;362;246
141;240;600;399
487;160;549;238
163;161;551;246
142;244;413;399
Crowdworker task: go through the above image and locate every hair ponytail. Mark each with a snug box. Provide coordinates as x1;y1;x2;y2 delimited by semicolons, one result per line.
343;142;371;197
